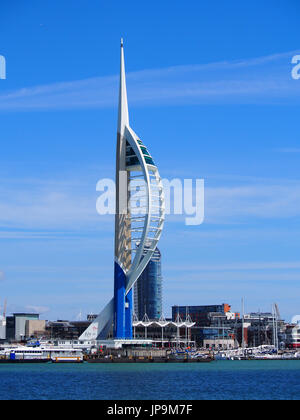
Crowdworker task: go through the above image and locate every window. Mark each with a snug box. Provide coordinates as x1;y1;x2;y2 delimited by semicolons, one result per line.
126;156;140;166
144;156;155;165
141;146;150;156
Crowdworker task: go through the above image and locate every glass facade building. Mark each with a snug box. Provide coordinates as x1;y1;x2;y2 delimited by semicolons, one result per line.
134;248;162;320
6;313;40;341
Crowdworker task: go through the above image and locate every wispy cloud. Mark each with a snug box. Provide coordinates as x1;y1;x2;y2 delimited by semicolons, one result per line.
165;261;300;272
5;303;50;315
25;305;50;314
205;182;300;223
164;179;300;225
1;174;300;232
0;176;105;230
0;50;299;112
276;148;300;154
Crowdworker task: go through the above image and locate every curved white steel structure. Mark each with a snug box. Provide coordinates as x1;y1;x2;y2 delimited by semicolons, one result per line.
124;125;165;294
80;40;164;341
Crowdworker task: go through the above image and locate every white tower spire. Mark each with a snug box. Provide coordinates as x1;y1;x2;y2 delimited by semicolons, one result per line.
79;40;165;341
117;38;129;136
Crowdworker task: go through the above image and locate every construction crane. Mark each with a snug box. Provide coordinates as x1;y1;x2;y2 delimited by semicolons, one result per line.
274;303;281;321
3;299;7;318
272;303;280;353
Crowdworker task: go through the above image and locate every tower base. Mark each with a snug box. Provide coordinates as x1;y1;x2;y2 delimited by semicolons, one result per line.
114;262;133;339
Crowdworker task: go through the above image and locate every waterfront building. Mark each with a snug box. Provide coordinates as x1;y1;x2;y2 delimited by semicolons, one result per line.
198;327;235;350
172;304;234;327
25;320;46;338
134;247;162;320
80;40;165;341
0;315;6;341
171;304;241;348
87;314;98;322
6;313;40;342
172;306;286;349
242;312;286;348
46;320;91;340
285;324;300;349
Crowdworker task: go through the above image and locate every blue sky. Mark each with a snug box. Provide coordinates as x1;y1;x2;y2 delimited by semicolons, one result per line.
0;0;300;321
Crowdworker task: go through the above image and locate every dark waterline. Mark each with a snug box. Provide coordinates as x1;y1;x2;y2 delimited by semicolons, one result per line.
1;360;300;400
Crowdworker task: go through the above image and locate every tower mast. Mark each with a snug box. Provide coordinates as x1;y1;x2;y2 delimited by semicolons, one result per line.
114;38;132;338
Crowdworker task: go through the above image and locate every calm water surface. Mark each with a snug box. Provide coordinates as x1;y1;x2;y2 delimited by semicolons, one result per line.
0;360;300;400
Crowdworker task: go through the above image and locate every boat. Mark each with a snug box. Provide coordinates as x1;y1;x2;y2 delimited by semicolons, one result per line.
0;345;84;363
51;354;83;363
0;346;50;363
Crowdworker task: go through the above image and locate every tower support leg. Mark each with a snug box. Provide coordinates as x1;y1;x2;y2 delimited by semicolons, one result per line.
114;262;126;338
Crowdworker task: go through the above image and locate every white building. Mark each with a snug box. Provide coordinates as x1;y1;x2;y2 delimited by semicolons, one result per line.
286;325;300;349
0;315;6;340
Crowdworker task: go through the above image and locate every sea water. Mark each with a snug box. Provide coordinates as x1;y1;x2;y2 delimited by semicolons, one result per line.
0;360;300;400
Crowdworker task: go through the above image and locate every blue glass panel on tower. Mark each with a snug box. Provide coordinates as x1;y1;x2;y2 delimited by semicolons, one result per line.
113;262;126;338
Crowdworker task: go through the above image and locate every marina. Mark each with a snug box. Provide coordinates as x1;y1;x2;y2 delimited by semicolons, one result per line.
214;344;300;361
2;340;300;364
